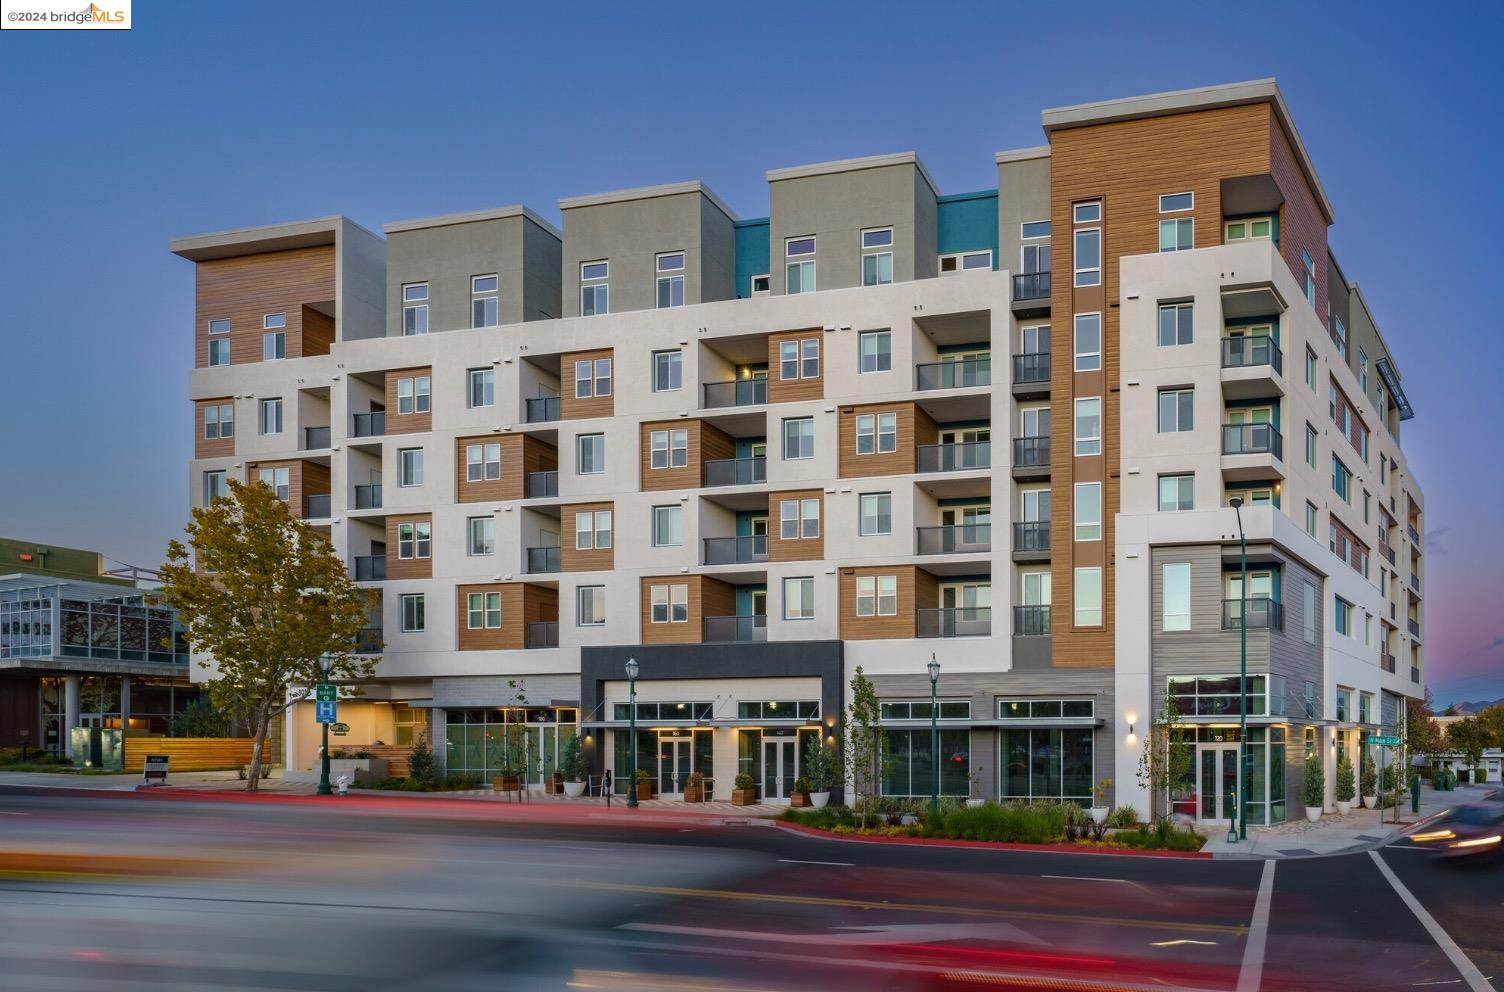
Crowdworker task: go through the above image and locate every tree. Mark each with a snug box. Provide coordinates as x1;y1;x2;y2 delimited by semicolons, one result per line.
169;699;229;738
843;667;892;827
1445;717;1489;770
1137;691;1194;822
157;478;374;791
1403;692;1443;764
1475;705;1504;751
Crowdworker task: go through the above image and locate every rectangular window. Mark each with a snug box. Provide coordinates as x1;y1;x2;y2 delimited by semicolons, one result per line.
398;447;423;487
859;330;891;373
207;338;230;366
577;585;605;625
1159;191;1194;213
402;283;429;335
1302;249;1317;308
651;505;682;547
400;593;425;633
203;470;228;504
778;498;820;541
786;236;816;294
467;517;494;556
859;493;891;536
465;442;501;482
855;575;899;617
1224;216;1272;241
574;357;612;399
1162;562;1192;631
1073;313;1101;371
861;227;893;286
1334;596;1353;637
855;412;897;455
203;402;234;439
941;250;994;274
1157;388;1193;432
1303;581;1317;643
1073;227;1101;287
577;433;605;474
1358;346;1369;393
1159;217;1193;252
1074;567;1102;626
1021;220;1052;239
396;375;431;415
648;428;688;469
1305;501;1318;537
1306;423;1319;468
782;417;814;460
1074;397;1101;456
207;318;229;335
802;338;819;379
471;274;499;328
580;262;608;316
465;591;502;630
1073;202;1100;224
651;350;682;392
467;368;494;408
1332;455;1352;503
262;312;285;330
1305;346;1318;389
1158;302;1193;346
574;510;613;550
783;577;814;620
257;467;289;500
800;498;820;538
397;521;431;560
258;398;282;435
656;252;685;309
262;330;285;361
1074;482;1101;541
649;583;689;624
1158;474;1194;511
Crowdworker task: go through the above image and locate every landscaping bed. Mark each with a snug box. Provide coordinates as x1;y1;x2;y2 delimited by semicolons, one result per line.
361;774;484;792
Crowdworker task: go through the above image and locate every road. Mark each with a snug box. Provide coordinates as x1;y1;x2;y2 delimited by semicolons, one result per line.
0;786;1495;991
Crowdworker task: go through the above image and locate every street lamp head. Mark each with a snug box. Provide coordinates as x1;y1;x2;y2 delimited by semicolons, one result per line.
1229;496;1244;509
318;654;334;677
927;653;940;684
624;658;639;681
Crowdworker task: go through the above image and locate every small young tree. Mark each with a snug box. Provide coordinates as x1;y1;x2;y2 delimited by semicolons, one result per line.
407;731;436;784
157;479;374;791
1335;755;1355;804
1302;754;1325;811
803;732;841;794
843;667;892;827
169;698;229;738
1360;748;1377;798
1137;691;1193;822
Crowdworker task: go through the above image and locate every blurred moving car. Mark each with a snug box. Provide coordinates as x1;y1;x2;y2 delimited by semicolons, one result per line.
1410;800;1504;858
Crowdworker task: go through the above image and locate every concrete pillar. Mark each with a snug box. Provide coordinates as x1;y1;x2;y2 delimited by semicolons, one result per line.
429;708;447;775
63;675;80;758
120;676;130;734
284;699;298;770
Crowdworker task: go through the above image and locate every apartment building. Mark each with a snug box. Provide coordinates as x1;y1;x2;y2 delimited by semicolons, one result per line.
174;80;1425;822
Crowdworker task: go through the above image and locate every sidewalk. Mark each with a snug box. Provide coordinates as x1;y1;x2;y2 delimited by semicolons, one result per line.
1200;783;1493;858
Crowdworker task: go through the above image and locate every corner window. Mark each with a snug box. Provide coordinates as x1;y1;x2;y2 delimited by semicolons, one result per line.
1073;397;1101;456
400;593;425;633
652;350;682;392
1158;473;1193;512
1074;567;1102;626
574;358;612;399
860;330;892;373
783;577;814;620
782;417;814;460
1157;302;1193;346
1157;388;1193;433
402;283;429;335
1073;482;1101;541
576;433;605;474
861;227;893;286
580;261;609;316
656;252;685;309
472;274;499;328
1073;313;1101;372
576;585;605;626
786;236;816;294
467;368;494;408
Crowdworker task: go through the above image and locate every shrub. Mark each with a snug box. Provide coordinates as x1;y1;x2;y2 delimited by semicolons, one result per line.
1107;804;1139;828
919;801;1068;845
1302;755;1325;808
407;732;435;783
803;739;841;793
1360;751;1377;796
1335;756;1355;802
686;770;703;788
782;806;860;831
734;773;755;790
1114;820;1206;851
794;776;811;793
636;768;651;783
1380;764;1398;794
559;734;587;782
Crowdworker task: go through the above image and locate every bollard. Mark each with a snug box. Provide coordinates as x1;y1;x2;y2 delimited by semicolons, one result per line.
1410;773;1420;814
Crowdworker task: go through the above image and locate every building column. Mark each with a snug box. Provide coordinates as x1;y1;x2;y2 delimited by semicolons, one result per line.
1114;526;1154;818
63;675;80;759
429;708;447;775
120;676;130;735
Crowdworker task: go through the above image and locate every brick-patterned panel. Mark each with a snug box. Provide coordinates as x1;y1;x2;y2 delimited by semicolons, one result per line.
384;367;433;436
385;513;433;580
837;402;932;478
195;398;235;460
560;348;615;421
194;245;335;368
766;328;825;404
839;565;920;640
559;502;615;572
767;489;824;563
1270;122;1329;321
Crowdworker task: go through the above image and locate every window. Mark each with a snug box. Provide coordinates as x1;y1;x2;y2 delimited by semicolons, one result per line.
782;417;814;460
1303;581;1317;643
258;398;283;435
783;577;814;620
465;274;499;328
1159;217;1193;252
1074;567;1102;625
1073;202;1100;224
461;367;494;409
576;433;605;474
778;337;819;381
750;274;771;295
577;585;605;625
202;470;228;504
1305;423;1318;468
402;283;429;335
207;318;229;335
1359;692;1373;724
655;252;685;309
1334;596;1353;637
885;728;973;798
1305;346;1317;390
574;357;612;399
573;509;613;551
940;250;994;273
1073;227;1101;287
859;493;891;536
650;583;689;623
1157;388;1193;432
1332;455;1352;503
1021;220;1052;240
398;447;424;487
855;412;897;455
651;350;682;392
651;505;682;547
466;591;502;630
396;375;430;415
397;521;431;560
779;498;820;540
1159;191;1194;213
649;428;688;469
263;329;285;361
1074;482;1101;541
467;517;494;556
1224;216;1272;241
580;261;608;316
861;227;893;286
465;442;500;482
1158;474;1194;511
1158;302;1193;346
1073;313;1101;371
1305;501;1318;537
1162;562;1192;631
257;466;289;500
207;338;230;366
203;402;234;439
1302;249;1317;308
785;236;816;294
400;594;425;632
859;330;891;373
1074;397;1101;456
855;575;898;617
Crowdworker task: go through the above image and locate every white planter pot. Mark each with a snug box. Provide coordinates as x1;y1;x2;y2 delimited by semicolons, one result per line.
1363;795;1378;809
965;798;984;809
1305;806;1322;823
564;781;586;798
1089;806;1110;825
810;791;831;808
1336;800;1351;815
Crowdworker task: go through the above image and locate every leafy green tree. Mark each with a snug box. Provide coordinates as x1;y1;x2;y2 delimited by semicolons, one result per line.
843;667;892;827
1335;755;1355;803
1137;691;1193;821
1302;755;1325;810
157;478;374;790
169;698;229;738
1474;705;1504;751
1445;716;1490;770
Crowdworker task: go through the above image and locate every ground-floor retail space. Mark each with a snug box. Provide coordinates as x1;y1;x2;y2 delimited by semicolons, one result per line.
0;672;202;768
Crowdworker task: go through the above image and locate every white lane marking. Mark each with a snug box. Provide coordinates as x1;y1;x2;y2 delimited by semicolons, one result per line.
1236;859;1276;992
1041;874;1132;883
1370;849;1493;992
1153;938;1218;947
779;858;854;867
623;919;1046;946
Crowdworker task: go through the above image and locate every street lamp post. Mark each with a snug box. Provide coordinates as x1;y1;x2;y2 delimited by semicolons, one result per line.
928;653;940;815
625;658;640;809
316;655;334;797
1230;497;1249;842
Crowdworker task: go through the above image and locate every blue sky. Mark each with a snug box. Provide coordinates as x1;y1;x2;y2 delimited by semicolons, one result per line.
2;1;1500;705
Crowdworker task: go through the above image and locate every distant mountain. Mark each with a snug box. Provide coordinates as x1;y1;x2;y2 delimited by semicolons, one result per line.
1448;698;1504;715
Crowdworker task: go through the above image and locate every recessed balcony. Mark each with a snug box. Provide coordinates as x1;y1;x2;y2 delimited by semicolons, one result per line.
917;607;992;639
917;440;990;474
702;378;767;409
353;484;382;510
1012;521;1050;563
353;627;384;654
1011;352;1051;399
703;456;766;488
525;621;559;649
1011;436;1050;480
1010;271;1051;317
304;494;331;520
526;470;558;499
1221;423;1285;481
351;411;385;438
1013;604;1051;636
1220;336;1286;400
702;535;768;566
703;614;767;643
353;556;386;582
916;357;990;392
1220;597;1284;631
525;546;561;574
525;395;561;424
303;426;332;450
915;523;991;556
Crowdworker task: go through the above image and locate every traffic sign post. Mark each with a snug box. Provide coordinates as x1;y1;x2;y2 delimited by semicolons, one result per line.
315;700;337;724
1367;735;1400;747
315;684;337;703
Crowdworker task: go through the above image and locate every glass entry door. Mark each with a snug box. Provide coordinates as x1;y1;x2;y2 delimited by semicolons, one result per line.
1198;744;1240;822
658;736;693;797
762;737;799;802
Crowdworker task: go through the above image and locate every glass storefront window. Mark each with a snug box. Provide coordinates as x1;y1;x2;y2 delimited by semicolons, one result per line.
1000;728;1093;802
880;729;969;797
445;708;577;783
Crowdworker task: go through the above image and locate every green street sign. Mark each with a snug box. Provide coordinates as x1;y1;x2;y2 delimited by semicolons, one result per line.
1368;735;1400;746
315;684;337;702
331;722;350;736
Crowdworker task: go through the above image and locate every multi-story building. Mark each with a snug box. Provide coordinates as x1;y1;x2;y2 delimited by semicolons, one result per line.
173;79;1425;823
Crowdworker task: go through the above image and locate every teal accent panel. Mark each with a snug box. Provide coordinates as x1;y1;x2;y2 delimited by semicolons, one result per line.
1225;397;1281;430
936;418;991;431
735;219;770;299
734;510;762;537
734;437;766;459
936;342;991;355
1224;479;1283;509
939;573;993;585
936;190;1000;269
734;585;767;617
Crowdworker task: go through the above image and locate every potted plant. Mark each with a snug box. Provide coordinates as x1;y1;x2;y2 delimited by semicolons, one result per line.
560;734;588;798
635;767;653;802
1335;755;1355;815
1089;777;1112;824
804;740;837;808
683;770;705;803
790;776;812;808
1360;750;1378;809
1302;754;1325;822
493;766;522;793
731;772;758;806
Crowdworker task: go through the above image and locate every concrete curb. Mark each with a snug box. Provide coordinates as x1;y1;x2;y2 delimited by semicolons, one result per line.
774;820;1213;859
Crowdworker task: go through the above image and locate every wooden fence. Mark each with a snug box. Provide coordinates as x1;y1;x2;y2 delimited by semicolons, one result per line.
123;737;256;773
366;744;414;778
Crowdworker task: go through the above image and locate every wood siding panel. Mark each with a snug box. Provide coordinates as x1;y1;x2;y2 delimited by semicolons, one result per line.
638;574;733;645
194;245;335;368
560;348;615;421
195;398;235;460
837;402;930;478
839;565;920;640
301;305;334;357
766;328;825;404
454;433;553;503
559;501;615;573
384;366;434;436
639;419;732;492
767;489;824;563
300;462;330;518
245;459;325;519
457;582;530;651
385;513;434;580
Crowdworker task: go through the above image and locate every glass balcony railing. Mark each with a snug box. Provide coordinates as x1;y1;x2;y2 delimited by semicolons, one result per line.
915;357;991;391
1012;352;1050;385
1220;336;1284;375
353;556;386;581
702;378;767;408
703;615;767;643
914;524;991;555
1221;597;1284;631
526;546;561;574
1011;270;1051;301
354;484;382;510
526;621;559;649
703;456;765;487
352;411;385;437
1012;521;1050;554
304;426;332;450
1012;436;1050;470
304;494;331;519
1013;605;1051;636
702;535;768;565
917;440;990;473
1222;423;1284;459
525;395;561;423
917;607;992;638
526;471;558;499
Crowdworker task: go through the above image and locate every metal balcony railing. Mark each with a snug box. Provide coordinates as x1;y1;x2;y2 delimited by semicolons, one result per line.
702;535;768;565
702;378;767;408
526;471;558;499
1222;422;1284;459
1013;605;1051;636
1408;618;1421;638
304;494;331;519
352;411;385;437
1381;653;1397;673
1011;270;1051;301
1220;597;1284;631
916;357;991;391
526;546;561;574
703;456;765;487
1012;436;1050;470
354;628;384;654
915;524;991;555
1380;543;1396;566
525;395;561;423
354;484;382;510
526;621;559;649
1012;521;1050;554
1410;574;1421;595
917;607;992;638
304;426;332;450
1411;665;1420;684
703;615;767;643
353;556;386;581
1408;523;1421;545
1012;352;1050;385
917;440;990;473
1220;336;1284;375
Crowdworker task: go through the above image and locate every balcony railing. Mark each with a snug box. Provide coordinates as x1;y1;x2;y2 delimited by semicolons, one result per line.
1220;597;1284;631
1013;605;1051;636
703;456;765;487
1220;336;1284;375
304;494;331;519
1380;542;1396;566
1011;270;1051;301
916;357;991;391
1012;352;1051;385
702;378;767;408
526;470;558;499
917;607;992;638
525;395;561;423
704;614;767;643
353;556;386;581
702;535;768;565
304;426;332;450
917;440;990;473
915;524;991;555
1222;422;1284;459
1381;653;1397;673
1013;521;1050;554
1408;618;1421;638
352;411;385;438
354;484;382;510
1410;573;1421;594
1411;665;1420;684
1408;524;1421;545
354;628;384;654
526;621;559;649
526;546;561;574
1012;436;1050;470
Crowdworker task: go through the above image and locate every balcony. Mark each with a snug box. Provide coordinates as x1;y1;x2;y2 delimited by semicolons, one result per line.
916;357;990;392
702;535;768;566
1408;618;1421;639
1381;653;1397;674
354;627;384;654
1410;573;1421;597
1011;271;1051;316
353;556;386;582
1013;605;1051;637
703;456;765;488
702;378;767;409
526;470;558;499
917;440;990;473
304;426;332;450
1411;665;1420;684
1011;436;1050;480
915;524;991;556
1221;423;1284;481
1408;523;1421;546
1380;542;1396;566
304;494;331;519
526;546;561;574
1220;337;1285;400
525;395;561;424
354;484;382;510
526;621;559;649
1012;521;1050;563
1011;352;1051;399
1220;597;1284;631
917;607;992;639
703;615;767;643
352;411;385;438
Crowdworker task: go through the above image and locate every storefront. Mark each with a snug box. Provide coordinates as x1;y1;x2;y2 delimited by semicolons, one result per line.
445;706;578;785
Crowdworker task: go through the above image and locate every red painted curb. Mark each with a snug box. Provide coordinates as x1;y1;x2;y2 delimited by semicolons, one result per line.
774;820;1213;859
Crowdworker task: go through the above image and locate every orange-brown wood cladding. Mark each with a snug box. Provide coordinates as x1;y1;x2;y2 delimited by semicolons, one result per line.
766;329;825;404
560;502;615;572
455;583;558;651
195;398;235;459
767;490;824;563
560;349;615;421
301;305;334;357
839;565;928;640
638;575;733;645
243;459;324;519
384;367;433;435
194;245;335;368
385;514;433;580
300;462;330;518
639;419;733;492
454;434;558;503
837;402;935;478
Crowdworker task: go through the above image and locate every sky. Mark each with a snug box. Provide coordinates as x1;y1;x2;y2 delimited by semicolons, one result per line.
1;0;1500;706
